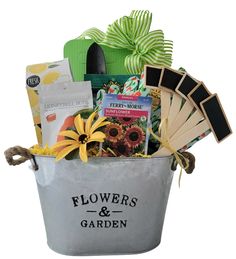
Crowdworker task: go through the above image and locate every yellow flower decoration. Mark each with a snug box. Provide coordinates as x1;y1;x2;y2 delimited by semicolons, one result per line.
29;144;58;156
52;112;110;162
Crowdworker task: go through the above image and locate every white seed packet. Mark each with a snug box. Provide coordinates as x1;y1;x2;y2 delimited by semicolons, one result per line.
39;81;93;147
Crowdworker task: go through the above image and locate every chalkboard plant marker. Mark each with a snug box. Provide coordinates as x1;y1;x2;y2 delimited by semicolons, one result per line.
144;65;163;89
188;82;211;113
200;94;232;143
159;67;184;92
176;73;199;99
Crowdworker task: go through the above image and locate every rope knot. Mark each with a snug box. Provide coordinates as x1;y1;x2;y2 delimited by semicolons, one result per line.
149;118;194;187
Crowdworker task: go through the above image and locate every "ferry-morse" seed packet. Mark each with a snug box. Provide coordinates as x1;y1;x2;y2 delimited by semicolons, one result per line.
100;94;152;156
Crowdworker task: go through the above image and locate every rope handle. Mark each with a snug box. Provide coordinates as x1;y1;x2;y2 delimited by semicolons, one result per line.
4;146;38;171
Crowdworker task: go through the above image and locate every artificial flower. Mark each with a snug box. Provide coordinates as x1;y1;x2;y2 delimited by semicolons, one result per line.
104;123;123;143
118;117;136;126
29;144;58;156
114;141;131;156
101;147;117;157
124;126;145;148
51;112;110;162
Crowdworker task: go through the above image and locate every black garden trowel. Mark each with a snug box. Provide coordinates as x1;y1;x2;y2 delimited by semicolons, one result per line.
86;42;106;75
85;43;107;100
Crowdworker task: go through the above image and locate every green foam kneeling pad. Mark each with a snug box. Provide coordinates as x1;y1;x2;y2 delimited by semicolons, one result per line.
64;39;132;81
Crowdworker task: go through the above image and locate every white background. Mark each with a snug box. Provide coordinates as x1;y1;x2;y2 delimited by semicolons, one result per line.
0;0;235;258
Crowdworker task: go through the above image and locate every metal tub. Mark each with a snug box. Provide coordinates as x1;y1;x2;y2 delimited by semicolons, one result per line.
34;156;174;255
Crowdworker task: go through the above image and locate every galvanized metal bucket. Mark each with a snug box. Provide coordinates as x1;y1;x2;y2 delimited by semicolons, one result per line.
33;155;174;255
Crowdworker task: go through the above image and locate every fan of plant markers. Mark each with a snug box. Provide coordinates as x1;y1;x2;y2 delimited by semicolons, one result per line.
144;65;232;156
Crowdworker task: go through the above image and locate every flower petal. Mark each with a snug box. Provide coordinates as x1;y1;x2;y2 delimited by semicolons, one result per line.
87;138;105;143
55;143;80;161
85;112;96;135
74;114;85;134
90;117;108;134
90;131;106;140
79;144;88;162
59;130;79;141
51;140;76;150
97;121;111;128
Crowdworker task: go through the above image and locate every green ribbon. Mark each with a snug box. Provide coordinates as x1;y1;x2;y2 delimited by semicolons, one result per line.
79;10;173;74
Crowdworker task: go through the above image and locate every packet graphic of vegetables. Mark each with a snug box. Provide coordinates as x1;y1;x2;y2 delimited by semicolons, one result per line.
100;94;152;156
39;82;93;147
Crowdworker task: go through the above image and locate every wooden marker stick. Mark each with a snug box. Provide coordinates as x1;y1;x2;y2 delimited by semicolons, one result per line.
168;100;194;137
153;120;210;157
161;90;171;121
171;109;204;139
168;93;183;126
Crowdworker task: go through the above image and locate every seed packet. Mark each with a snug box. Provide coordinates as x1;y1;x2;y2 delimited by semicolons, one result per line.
26;58;73;144
39;81;93;147
84;74;137;105
100;94;152;156
95;72;150;111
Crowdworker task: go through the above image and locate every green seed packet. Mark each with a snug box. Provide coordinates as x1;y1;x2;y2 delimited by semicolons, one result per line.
84;74;138;105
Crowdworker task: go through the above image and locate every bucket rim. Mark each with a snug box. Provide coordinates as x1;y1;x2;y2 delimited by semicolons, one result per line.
33;154;173;161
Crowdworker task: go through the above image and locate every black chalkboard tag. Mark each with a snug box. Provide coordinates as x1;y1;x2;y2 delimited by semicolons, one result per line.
159;67;183;92
176;73;199;99
144;65;163;88
188;82;211;113
200;94;232;142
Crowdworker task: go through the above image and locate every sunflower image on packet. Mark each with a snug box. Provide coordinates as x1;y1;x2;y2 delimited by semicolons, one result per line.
100;94;152;157
26;58;73;144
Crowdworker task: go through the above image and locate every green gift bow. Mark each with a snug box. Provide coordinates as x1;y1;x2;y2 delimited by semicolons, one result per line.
78;10;173;74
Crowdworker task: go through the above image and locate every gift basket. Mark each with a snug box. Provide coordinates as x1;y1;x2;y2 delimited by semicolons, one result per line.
4;10;232;256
